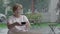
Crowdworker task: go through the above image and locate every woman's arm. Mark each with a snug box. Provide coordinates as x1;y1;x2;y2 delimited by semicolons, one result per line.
23;15;31;29
7;22;16;29
7;22;21;29
25;21;31;29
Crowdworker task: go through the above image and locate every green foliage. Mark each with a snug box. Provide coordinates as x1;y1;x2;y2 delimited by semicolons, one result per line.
25;13;42;20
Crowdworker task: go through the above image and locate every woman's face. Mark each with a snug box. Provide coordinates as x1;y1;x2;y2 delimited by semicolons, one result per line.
14;7;22;15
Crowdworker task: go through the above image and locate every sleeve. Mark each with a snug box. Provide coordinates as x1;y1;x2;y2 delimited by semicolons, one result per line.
23;15;29;22
7;16;13;24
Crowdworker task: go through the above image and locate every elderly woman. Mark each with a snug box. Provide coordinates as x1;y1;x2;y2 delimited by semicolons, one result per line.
7;4;30;34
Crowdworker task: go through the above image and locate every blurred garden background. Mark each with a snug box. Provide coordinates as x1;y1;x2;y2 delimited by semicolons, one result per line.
0;0;60;34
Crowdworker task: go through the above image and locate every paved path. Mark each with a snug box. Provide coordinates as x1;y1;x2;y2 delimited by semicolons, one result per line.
0;26;60;34
0;26;51;34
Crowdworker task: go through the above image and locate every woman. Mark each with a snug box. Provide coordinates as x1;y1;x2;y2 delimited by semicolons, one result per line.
7;4;30;34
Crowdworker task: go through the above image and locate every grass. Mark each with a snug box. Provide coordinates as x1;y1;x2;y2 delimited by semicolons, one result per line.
0;23;60;28
0;23;7;28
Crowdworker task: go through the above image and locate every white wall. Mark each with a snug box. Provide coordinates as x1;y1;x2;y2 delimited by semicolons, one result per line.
48;0;59;22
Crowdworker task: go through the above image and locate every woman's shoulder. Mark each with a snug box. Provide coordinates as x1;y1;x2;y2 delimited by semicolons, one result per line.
21;15;26;17
20;15;27;19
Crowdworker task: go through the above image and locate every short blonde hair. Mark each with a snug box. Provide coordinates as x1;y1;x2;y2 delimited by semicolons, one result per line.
16;3;23;8
13;3;23;12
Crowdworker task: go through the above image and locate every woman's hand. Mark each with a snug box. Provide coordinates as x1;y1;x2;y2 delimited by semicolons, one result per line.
14;22;21;26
